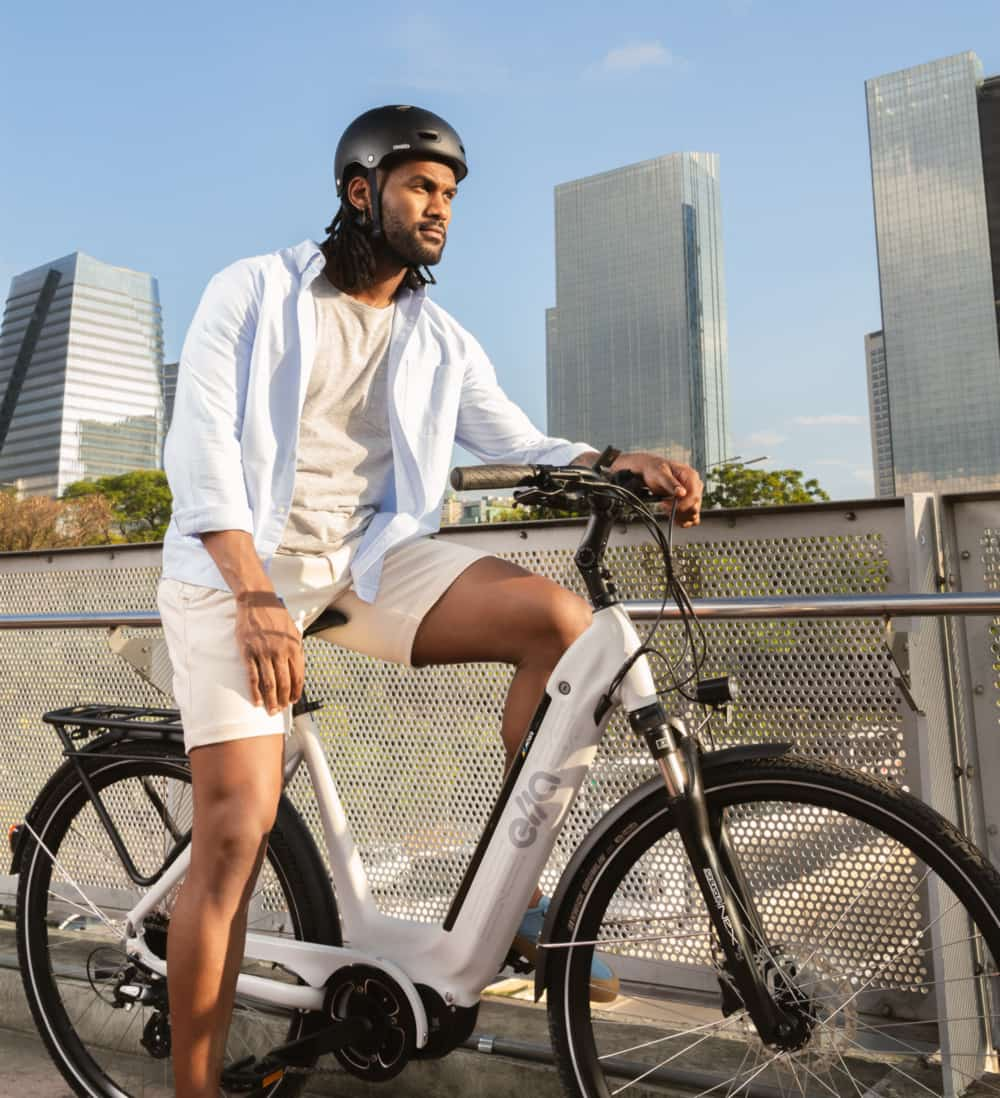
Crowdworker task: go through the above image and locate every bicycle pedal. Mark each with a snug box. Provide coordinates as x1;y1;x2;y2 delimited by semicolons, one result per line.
220;1056;287;1094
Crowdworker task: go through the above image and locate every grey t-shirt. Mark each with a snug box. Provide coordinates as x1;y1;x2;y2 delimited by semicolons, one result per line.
277;276;395;555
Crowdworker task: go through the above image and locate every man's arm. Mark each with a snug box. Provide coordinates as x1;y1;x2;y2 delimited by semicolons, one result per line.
198;531;304;716
166;263;303;715
164;263;259;539
454;335;591;468
455;337;703;527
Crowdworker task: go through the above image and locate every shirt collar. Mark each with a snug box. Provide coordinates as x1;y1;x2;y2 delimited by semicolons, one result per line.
292;239;326;285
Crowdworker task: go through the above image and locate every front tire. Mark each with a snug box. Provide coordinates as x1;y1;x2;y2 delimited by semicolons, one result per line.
547;755;1000;1098
16;739;339;1097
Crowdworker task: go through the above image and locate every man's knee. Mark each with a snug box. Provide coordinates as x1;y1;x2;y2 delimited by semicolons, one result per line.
189;780;279;889
535;586;592;660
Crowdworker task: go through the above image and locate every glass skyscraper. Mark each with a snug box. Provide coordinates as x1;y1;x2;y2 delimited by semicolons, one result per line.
866;52;1000;494
0;252;163;496
865;330;895;497
546;153;730;473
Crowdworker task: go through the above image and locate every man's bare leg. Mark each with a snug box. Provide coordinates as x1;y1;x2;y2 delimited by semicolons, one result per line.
411;556;592;904
169;735;285;1098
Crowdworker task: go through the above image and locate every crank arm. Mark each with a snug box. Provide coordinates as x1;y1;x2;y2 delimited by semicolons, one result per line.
222;1016;373;1092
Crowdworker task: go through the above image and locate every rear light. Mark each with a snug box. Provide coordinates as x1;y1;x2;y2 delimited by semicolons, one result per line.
8;823;22;854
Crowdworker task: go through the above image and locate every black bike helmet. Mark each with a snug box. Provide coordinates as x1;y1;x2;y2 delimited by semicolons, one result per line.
334;105;467;238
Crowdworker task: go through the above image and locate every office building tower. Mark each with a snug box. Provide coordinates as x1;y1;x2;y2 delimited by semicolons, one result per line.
865;331;895;497
159;359;178;464
160;360;178;435
0;252;163;496
866;51;1000;494
546;153;730;473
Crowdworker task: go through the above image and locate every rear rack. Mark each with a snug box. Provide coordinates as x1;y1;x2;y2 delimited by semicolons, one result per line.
43;704;183;741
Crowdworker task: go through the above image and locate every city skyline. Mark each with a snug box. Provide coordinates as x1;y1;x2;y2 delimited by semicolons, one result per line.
866;51;1000;495
3;3;998;500
547;152;730;472
0;252;163;496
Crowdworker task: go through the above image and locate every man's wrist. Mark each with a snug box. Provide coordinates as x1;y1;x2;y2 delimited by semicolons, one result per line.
235;589;284;609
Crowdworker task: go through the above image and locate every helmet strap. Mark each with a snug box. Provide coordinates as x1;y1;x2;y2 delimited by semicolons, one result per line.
366;167;384;241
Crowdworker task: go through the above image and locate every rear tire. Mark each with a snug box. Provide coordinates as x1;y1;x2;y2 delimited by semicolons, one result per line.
547;755;1000;1097
16;738;339;1097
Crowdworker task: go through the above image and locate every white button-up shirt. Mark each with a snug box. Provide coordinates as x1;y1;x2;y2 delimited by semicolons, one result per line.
161;240;591;602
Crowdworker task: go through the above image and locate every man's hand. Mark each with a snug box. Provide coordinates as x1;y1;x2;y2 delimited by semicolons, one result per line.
234;590;305;716
610;452;703;527
199;530;306;716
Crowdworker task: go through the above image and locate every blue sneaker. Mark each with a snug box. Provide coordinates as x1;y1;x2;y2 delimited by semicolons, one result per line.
512;896;620;1003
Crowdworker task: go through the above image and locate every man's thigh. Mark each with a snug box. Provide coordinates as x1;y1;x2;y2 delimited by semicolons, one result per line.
410;556;591;667
309;537;490;665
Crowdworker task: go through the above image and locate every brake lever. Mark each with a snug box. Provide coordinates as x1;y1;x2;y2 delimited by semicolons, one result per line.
609;469;654;500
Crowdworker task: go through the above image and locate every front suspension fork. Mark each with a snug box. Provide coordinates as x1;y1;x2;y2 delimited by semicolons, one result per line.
629;703;806;1048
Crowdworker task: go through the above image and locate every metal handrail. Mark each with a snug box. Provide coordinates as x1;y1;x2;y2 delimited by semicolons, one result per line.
625;592;1000;621
0;592;998;631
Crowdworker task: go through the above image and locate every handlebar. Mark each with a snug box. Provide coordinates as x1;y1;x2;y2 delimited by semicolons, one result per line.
449;464;538;492
450;463;654;502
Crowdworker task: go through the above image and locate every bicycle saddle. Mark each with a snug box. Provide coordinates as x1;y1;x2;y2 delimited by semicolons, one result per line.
304;607;349;637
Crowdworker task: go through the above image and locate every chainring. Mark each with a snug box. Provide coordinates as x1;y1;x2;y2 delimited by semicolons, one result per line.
324;964;416;1082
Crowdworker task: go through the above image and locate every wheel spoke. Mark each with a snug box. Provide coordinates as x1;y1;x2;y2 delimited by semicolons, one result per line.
551;766;1000;1098
16;746;329;1096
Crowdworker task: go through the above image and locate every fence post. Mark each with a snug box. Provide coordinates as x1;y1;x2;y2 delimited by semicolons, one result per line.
904;493;991;1096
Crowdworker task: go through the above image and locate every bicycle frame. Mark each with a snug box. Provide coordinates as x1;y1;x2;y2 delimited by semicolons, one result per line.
123;469;804;1054
123;601;662;1048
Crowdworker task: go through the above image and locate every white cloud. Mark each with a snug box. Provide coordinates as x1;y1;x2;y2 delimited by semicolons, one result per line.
792;414;866;427
853;466;874;483
746;430;786;448
597;40;673;74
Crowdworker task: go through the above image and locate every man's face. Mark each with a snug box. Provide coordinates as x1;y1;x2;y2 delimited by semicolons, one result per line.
378;159;458;267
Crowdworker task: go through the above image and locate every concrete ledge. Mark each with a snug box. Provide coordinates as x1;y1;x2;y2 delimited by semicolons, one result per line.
0;952;574;1098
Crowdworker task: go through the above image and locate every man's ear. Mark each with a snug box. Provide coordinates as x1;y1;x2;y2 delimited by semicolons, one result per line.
345;174;372;218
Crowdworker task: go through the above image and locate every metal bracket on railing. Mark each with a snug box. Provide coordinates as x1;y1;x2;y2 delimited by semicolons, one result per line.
882;619;924;715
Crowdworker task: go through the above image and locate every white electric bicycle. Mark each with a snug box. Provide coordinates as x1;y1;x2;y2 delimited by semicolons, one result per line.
12;456;1000;1097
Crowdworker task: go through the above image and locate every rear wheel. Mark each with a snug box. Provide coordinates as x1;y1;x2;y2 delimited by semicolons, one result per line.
16;738;339;1097
548;755;1000;1097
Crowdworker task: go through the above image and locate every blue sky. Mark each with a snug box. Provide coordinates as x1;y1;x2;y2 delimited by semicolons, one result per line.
2;1;998;499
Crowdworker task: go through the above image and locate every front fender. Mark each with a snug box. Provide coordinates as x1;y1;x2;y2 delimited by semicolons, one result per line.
533;741;791;1000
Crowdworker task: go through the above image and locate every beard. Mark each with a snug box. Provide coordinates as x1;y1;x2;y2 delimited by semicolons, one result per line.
380;205;447;268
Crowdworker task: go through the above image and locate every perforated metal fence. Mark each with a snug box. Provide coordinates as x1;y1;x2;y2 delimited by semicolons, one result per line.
1;494;999;1016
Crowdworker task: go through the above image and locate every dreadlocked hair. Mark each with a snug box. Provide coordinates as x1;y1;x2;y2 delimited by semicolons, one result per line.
320;201;429;293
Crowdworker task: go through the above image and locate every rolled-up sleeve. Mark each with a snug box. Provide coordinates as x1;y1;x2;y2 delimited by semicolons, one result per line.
163;263;260;537
455;335;592;466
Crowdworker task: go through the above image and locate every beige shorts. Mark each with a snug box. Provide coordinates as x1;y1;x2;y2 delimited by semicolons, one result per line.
157;537;489;753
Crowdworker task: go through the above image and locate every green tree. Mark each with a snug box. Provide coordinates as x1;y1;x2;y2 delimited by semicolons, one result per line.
704;464;830;509
62;469;172;542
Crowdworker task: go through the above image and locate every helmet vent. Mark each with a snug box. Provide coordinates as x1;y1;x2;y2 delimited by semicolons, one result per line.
417;130;440;142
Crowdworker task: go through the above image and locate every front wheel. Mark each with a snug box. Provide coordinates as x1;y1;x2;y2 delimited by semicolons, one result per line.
547;755;1000;1098
16;738;340;1098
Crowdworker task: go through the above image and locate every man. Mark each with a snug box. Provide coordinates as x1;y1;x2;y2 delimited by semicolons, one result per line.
159;104;703;1096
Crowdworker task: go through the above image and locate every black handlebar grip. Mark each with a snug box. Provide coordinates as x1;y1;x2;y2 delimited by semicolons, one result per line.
450;464;536;491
